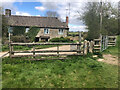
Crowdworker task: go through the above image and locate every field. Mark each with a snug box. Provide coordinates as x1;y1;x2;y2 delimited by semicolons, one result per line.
2;36;119;88
2;55;118;88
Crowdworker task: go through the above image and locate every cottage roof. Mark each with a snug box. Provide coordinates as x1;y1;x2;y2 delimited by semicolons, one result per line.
6;15;68;29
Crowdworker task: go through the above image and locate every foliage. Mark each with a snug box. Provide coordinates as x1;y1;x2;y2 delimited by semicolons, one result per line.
26;27;40;42
49;37;71;42
81;2;118;40
13;26;26;36
12;35;26;42
2;15;8;38
2;54;118;88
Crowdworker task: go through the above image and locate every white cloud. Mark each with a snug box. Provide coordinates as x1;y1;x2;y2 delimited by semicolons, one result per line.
36;15;41;16
35;6;46;11
69;24;88;32
15;11;31;16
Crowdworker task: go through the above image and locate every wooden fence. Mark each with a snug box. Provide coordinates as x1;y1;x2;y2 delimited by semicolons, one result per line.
8;35;117;59
9;40;95;58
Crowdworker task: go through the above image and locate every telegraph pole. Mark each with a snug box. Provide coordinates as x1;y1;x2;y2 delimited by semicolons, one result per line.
100;0;103;37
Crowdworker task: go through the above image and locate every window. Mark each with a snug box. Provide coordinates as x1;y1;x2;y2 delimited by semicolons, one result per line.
26;28;29;33
44;28;49;34
59;29;63;35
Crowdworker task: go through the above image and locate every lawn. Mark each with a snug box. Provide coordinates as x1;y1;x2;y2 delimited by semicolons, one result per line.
2;54;118;88
102;35;120;56
2;36;119;88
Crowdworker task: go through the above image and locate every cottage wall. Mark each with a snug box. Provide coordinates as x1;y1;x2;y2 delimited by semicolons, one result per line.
36;28;68;41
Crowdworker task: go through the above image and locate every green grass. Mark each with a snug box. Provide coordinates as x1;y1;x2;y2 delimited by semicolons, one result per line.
2;54;118;88
102;35;119;56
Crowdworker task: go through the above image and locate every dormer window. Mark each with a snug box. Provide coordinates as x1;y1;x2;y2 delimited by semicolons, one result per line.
44;28;49;34
59;29;63;35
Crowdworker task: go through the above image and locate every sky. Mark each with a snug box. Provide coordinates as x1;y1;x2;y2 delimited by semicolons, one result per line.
1;0;119;32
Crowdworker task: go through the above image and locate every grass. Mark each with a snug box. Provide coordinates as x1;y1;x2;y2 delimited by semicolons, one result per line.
2;53;118;88
2;36;119;88
102;35;119;56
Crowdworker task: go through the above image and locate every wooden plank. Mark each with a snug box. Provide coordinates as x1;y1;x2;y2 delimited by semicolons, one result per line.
94;48;101;50
11;53;83;58
11;43;82;46
94;39;101;41
25;58;69;61
13;50;82;53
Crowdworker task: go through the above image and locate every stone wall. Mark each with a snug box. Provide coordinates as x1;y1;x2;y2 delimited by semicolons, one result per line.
36;28;68;41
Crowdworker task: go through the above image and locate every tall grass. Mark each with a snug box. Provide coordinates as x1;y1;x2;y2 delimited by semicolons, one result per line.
2;54;118;88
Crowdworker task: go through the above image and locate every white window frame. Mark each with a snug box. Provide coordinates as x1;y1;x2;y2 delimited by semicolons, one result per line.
26;27;29;33
44;28;49;34
59;29;63;35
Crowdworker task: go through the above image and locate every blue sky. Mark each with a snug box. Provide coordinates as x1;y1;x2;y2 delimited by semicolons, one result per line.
13;2;46;16
1;0;90;32
2;0;118;32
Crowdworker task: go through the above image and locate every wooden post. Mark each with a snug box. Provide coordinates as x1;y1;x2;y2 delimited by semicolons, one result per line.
9;41;12;58
78;31;81;54
87;41;90;53
57;45;59;56
100;35;102;52
33;43;35;58
89;41;94;53
83;40;87;55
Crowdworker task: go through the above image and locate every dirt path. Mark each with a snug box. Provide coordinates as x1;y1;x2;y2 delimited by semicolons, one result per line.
98;54;118;65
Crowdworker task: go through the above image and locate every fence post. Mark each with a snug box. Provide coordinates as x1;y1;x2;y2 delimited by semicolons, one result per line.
9;41;12;58
100;35;102;52
57;45;59;56
87;41;90;53
33;43;35;58
83;40;87;55
89;41;94;53
78;31;81;54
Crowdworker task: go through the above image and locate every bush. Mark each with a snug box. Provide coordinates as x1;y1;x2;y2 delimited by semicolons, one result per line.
12;35;26;42
49;37;71;42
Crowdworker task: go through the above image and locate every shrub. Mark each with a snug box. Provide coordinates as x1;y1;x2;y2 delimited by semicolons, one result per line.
49;37;71;42
12;35;26;42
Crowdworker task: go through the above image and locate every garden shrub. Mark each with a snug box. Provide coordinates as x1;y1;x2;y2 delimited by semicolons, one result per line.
12;35;26;42
49;37;71;42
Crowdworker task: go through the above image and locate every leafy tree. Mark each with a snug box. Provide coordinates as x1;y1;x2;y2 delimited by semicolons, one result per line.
12;26;26;36
81;2;100;40
81;2;118;40
2;11;8;38
26;27;40;42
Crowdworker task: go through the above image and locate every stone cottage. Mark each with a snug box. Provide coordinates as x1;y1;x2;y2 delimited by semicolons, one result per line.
4;9;69;42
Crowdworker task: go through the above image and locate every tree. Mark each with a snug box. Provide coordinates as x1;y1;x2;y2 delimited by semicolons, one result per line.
12;26;26;36
2;8;8;38
45;11;59;17
26;27;40;42
81;2;100;40
81;2;118;40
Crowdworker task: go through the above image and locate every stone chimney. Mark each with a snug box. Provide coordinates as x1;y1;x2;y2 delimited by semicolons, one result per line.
66;16;68;25
5;9;11;17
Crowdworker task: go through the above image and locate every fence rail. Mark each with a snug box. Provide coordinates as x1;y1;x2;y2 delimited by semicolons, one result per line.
8;35;117;59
